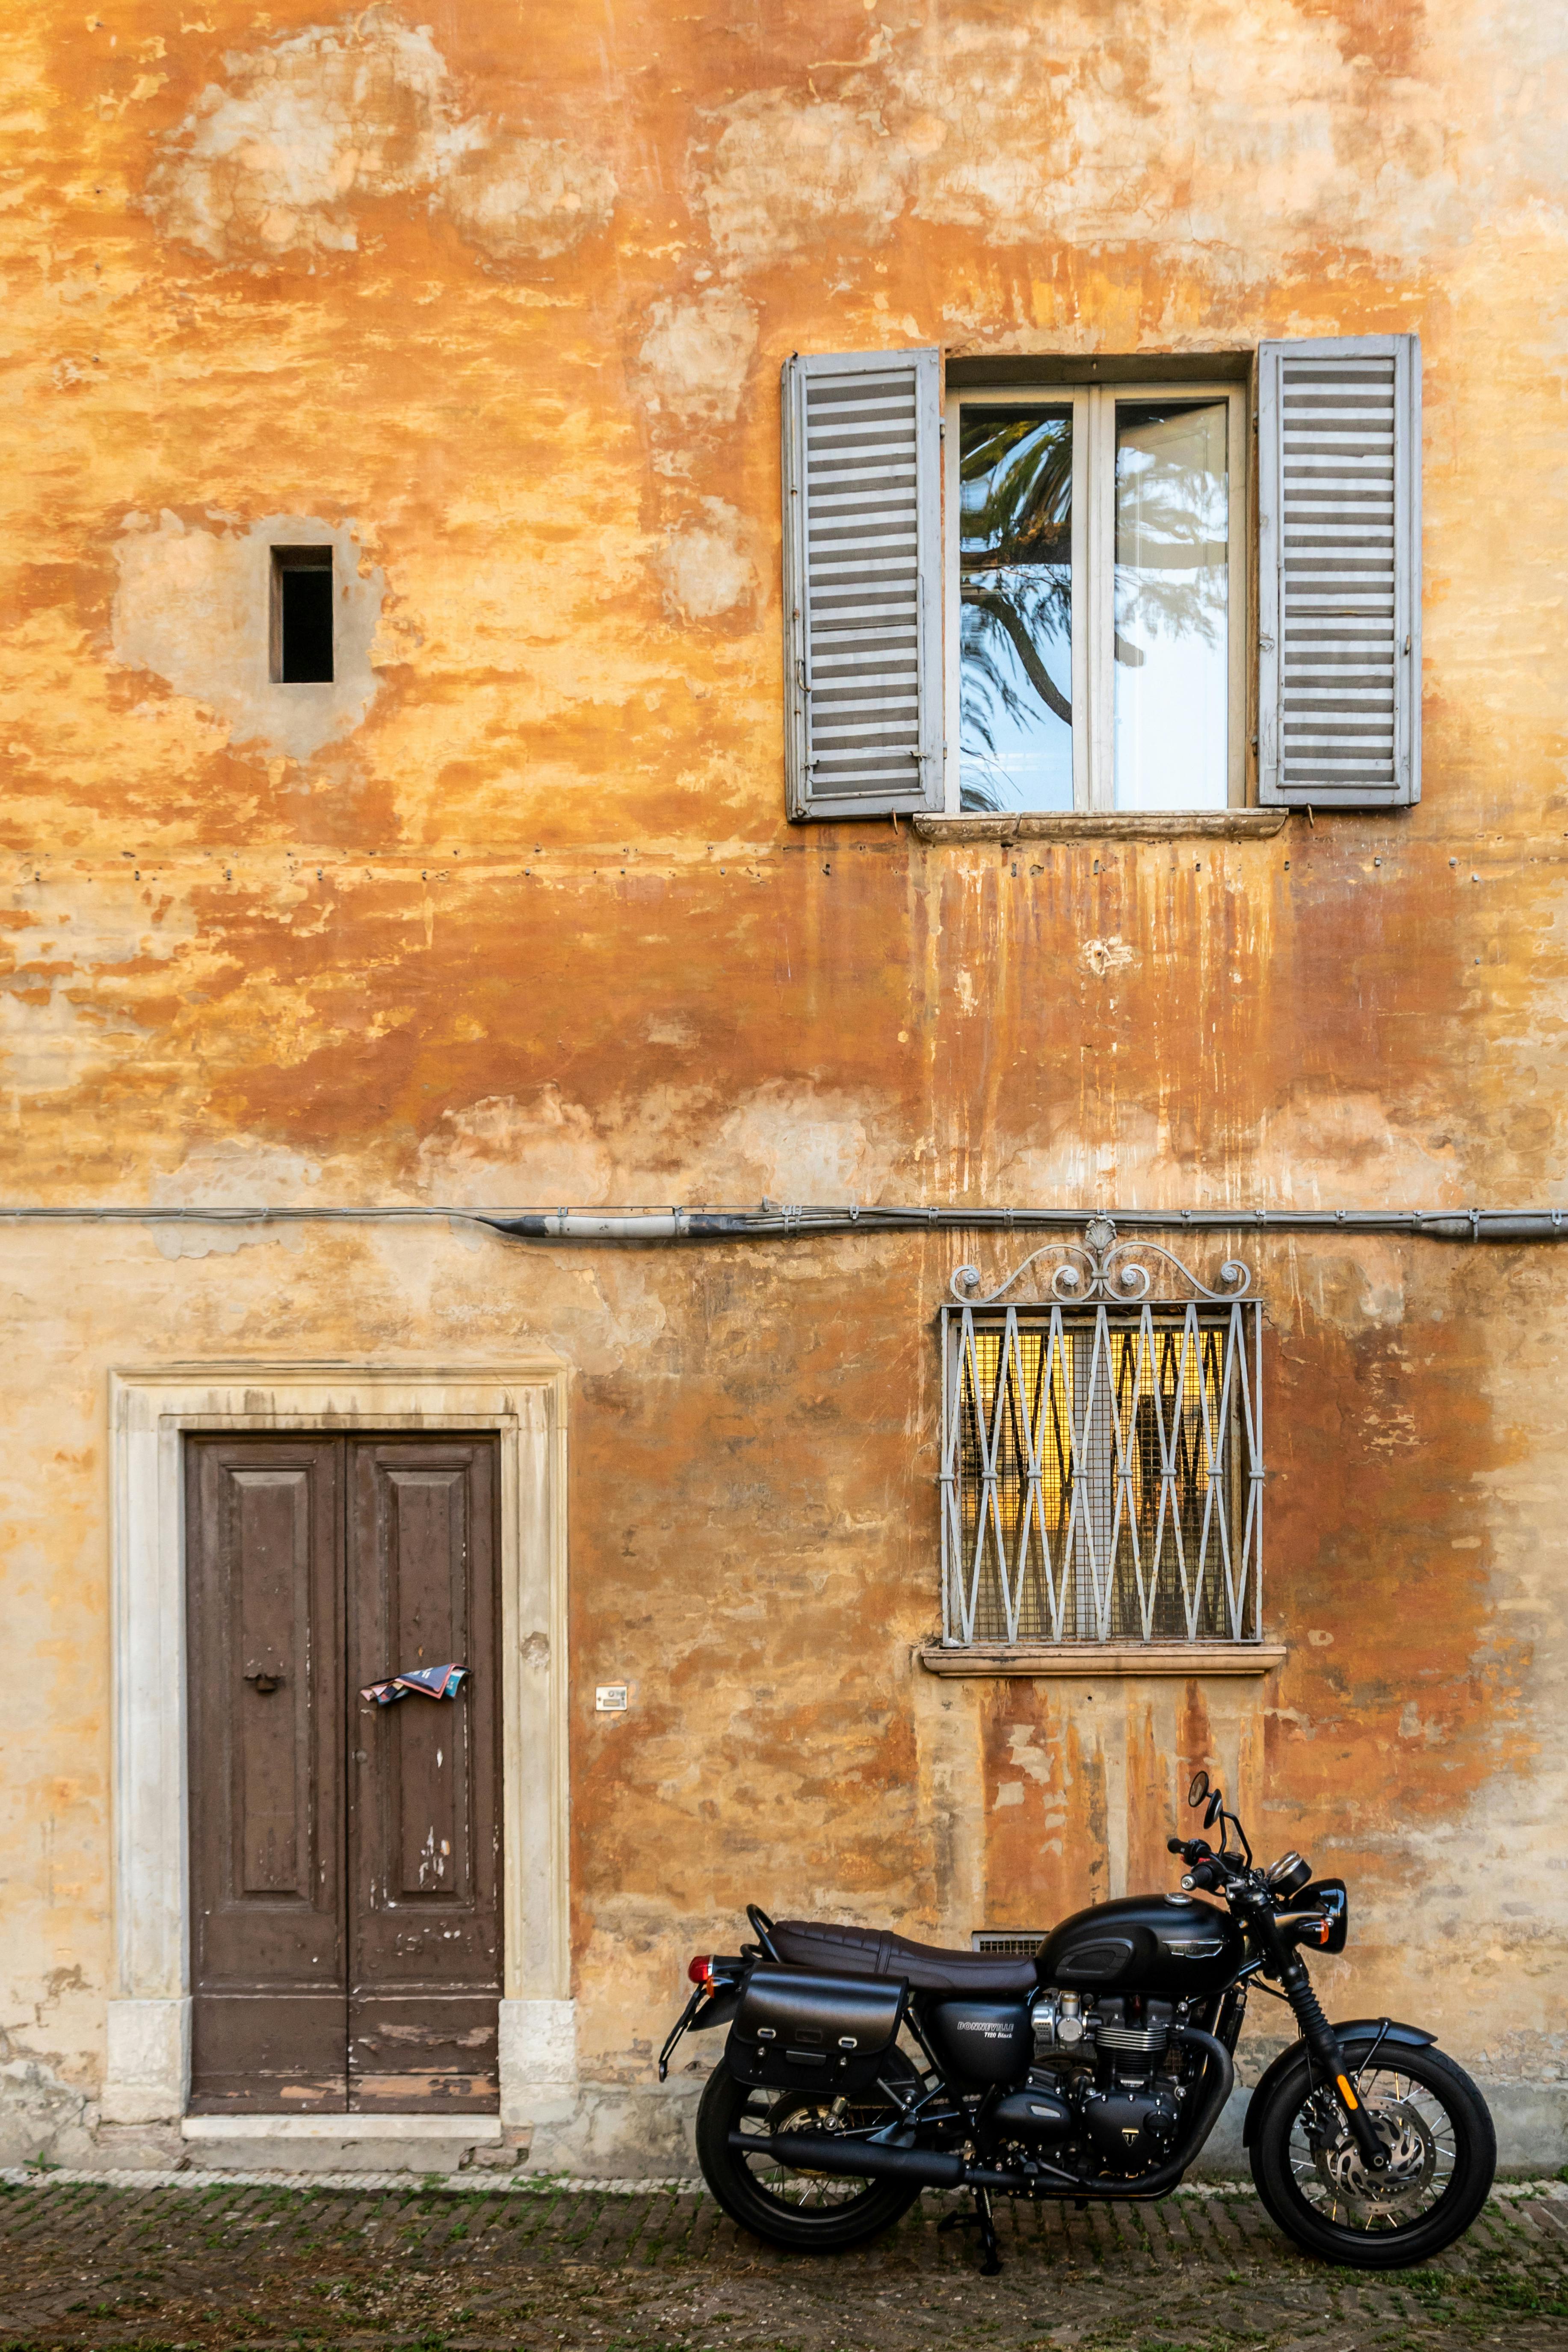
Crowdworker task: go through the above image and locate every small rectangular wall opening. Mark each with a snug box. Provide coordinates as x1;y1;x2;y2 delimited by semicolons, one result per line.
270;546;334;683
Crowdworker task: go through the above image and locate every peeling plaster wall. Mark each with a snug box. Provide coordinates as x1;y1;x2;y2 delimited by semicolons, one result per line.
112;511;385;757
142;13;616;270
3;0;1568;2166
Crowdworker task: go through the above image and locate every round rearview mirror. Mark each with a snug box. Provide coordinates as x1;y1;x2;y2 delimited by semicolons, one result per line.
1187;1770;1210;1808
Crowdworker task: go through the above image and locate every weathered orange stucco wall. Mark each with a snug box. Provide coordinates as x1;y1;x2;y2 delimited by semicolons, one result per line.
3;0;1568;2166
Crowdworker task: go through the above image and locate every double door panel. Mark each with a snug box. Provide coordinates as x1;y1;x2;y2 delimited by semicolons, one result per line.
186;1435;501;2113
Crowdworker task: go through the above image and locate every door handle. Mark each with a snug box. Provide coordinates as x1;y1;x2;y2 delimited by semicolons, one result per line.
244;1671;284;1694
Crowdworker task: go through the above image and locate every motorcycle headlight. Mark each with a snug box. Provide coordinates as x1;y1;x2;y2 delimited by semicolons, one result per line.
1288;1879;1348;1955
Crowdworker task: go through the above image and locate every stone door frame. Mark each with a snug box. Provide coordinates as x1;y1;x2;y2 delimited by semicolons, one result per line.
103;1365;572;2131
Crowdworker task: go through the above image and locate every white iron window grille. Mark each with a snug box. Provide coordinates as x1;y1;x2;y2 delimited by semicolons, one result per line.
939;1221;1264;1649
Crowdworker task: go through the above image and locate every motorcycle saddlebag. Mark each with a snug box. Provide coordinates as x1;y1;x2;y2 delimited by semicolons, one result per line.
726;1966;907;2095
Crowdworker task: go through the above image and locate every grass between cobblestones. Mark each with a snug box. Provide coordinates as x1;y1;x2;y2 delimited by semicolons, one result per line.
0;2176;1565;2351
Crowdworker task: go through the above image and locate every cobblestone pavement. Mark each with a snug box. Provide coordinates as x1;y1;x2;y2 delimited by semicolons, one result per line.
1;2172;1567;2352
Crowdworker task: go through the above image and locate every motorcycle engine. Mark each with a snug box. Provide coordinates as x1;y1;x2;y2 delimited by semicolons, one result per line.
1079;1998;1182;2172
1021;1992;1186;2175
1077;2075;1183;2170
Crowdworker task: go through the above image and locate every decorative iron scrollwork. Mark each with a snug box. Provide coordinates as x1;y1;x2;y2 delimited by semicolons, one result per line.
949;1218;1253;1308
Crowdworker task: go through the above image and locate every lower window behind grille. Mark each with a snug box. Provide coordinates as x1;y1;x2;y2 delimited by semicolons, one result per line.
940;1301;1263;1649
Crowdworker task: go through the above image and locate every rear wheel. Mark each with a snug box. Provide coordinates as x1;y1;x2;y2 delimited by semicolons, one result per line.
1250;2038;1495;2269
694;2058;924;2253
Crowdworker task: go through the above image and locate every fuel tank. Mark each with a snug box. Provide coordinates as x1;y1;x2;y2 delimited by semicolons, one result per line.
1039;1893;1243;1997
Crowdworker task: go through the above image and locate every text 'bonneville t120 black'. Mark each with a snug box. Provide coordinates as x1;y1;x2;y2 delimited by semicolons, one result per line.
659;1775;1496;2274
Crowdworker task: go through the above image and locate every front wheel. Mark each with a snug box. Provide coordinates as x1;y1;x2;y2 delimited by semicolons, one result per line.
694;2058;923;2254
1250;2037;1495;2269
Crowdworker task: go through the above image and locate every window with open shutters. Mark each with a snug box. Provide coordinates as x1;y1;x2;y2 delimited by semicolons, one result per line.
781;335;1420;821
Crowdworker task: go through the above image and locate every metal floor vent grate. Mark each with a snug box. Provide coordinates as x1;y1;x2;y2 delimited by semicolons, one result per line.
971;1930;1047;1955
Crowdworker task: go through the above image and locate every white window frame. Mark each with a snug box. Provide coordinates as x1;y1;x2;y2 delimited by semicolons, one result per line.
941;380;1250;814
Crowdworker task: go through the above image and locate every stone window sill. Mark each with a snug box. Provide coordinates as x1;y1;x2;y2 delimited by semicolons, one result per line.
917;1643;1287;1678
911;811;1289;845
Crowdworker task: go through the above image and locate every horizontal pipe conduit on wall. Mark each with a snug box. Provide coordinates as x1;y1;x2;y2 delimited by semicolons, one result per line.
0;1204;1565;1243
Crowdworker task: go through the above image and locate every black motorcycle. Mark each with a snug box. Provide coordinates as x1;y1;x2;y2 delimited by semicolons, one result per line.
659;1772;1495;2273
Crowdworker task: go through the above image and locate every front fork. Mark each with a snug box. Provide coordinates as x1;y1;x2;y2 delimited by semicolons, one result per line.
1279;1955;1390;2172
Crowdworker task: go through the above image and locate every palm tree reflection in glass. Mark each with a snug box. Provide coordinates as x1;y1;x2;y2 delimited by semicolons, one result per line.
1114;402;1229;812
958;399;1231;814
959;408;1075;814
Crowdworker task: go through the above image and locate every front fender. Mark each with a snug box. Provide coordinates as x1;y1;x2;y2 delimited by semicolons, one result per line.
1240;2018;1438;2147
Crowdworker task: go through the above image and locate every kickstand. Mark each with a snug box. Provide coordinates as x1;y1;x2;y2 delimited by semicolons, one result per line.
938;2186;1003;2276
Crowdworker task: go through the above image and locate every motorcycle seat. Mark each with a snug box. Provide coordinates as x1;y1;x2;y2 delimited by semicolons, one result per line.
770;1917;1040;1996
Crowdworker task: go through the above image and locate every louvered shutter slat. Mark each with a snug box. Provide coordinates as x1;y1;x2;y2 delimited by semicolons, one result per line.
1258;335;1421;808
783;348;943;820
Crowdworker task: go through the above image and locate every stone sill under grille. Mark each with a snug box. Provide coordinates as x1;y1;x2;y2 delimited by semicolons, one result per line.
917;1642;1287;1678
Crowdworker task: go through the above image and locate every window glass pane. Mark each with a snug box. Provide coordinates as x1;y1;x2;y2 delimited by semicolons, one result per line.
958;406;1072;813
1114;401;1228;811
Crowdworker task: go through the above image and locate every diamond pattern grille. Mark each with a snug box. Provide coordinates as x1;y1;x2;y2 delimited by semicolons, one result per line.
939;1302;1264;1648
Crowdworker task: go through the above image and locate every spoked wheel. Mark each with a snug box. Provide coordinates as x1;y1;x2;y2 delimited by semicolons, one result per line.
694;2057;923;2252
1250;2038;1495;2269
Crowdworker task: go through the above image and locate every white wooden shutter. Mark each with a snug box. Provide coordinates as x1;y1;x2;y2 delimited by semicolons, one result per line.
782;348;943;821
1258;334;1420;808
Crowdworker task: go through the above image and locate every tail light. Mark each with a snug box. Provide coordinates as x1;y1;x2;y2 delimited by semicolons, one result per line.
688;1954;715;1985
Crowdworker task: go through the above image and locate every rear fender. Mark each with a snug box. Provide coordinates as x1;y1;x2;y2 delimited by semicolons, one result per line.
688;1984;743;2032
1241;2018;1437;2147
657;1971;748;2080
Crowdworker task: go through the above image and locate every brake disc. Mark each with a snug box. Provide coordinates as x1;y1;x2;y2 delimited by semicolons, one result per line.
1315;2099;1436;2216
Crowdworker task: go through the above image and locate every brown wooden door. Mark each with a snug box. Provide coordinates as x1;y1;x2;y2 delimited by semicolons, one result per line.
186;1435;502;2115
346;1440;502;2109
186;1439;346;2112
